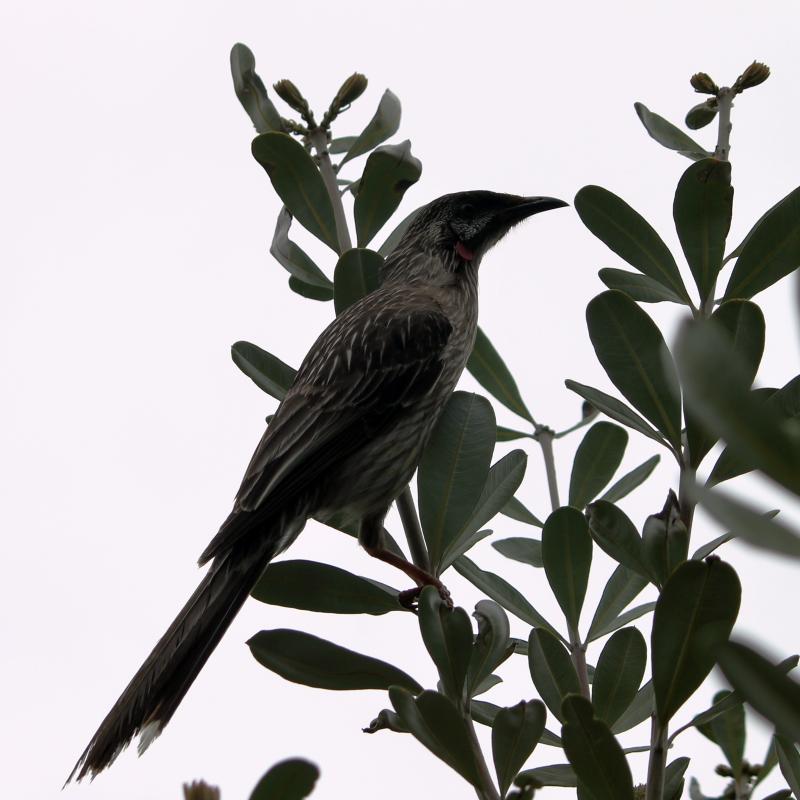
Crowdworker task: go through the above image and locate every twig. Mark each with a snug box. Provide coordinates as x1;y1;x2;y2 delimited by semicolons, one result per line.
309;128;351;253
645;718;668;800
535;426;561;510
464;711;502;800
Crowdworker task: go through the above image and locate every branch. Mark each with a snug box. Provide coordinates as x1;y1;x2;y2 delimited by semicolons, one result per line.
535;426;561;510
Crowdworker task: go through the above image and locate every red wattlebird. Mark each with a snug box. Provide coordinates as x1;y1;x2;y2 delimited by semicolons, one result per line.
69;190;566;782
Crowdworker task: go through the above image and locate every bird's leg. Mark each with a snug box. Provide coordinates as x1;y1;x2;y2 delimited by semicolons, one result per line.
359;513;451;609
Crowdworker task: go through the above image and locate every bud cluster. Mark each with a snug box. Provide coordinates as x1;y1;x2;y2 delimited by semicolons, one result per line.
321;72;369;129
273;79;316;128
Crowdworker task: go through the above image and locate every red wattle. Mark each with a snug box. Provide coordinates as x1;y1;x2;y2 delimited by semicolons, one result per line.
455;241;475;261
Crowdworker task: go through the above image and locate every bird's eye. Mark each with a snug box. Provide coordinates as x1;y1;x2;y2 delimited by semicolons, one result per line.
457;203;474;217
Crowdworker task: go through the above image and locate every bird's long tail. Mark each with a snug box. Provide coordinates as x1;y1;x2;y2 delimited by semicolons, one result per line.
68;535;278;784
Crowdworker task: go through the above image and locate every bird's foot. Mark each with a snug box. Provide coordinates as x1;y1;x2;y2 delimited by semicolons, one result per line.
398;580;452;612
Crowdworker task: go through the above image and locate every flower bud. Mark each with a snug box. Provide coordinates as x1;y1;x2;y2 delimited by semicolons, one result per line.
335;72;368;107
273;79;309;115
733;61;770;92
183;781;220;800
690;72;719;94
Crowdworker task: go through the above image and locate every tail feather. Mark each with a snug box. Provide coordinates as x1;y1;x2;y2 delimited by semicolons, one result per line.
68;538;276;784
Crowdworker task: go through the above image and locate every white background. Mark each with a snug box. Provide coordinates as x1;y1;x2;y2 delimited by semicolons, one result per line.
3;2;800;798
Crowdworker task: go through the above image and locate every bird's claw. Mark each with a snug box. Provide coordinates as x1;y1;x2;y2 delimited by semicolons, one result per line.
398;580;453;612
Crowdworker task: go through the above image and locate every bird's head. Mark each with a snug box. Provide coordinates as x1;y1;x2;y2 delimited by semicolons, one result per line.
396;190;567;271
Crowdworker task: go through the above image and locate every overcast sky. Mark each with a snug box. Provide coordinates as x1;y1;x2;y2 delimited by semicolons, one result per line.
3;2;800;798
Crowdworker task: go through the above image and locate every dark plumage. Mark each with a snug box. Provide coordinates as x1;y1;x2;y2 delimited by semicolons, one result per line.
69;190;566;782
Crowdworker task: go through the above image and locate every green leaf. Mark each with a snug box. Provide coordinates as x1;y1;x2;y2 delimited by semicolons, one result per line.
694;487;800;559
332;248;383;315
725;186;800;299
461;450;528;538
341;90;402;165
709;379;799;486
652;559;741;722
230;43;283;134
378;206;421;256
501;496;543;526
585;501;648;578
419;392;495;574
251;133;339;252
492;536;543;568
612;680;654;734
248;629;421;692
528;628;581;722
686;302;767;468
252;559;402;614
591;603;656;641
454;556;565;643
760;791;793;800
271;208;333;289
470;699;500;727
686;300;767;467
686;100;719;130
492;700;547;795
600;455;660;503
706;690;745;775
467;600;512;696
467;326;533;422
560;695;635;800
542;507;593;630
575;185;690;301
569;422;628;509
354;141;422;246
389;687;482;786
634;102;711;159
472;673;502;697
516;763;577;788
673;158;733;304
231;341;297;400
592;628;647;727
598;268;685;304
718;641;800;742
776;736;800;798
565;380;669;449
587;564;648;643
329;136;357;154
288;276;334;302
663;758;690;800
677;320;800;494
418;587;473;703
497;425;531;442
586;291;682;448
439;529;493;573
249;758;319;800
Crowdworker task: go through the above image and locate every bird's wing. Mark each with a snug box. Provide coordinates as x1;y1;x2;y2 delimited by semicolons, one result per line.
198;303;452;565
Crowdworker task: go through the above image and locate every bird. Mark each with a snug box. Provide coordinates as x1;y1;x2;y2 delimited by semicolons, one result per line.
68;189;567;782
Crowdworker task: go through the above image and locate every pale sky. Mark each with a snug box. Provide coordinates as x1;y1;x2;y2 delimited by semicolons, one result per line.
3;2;800;798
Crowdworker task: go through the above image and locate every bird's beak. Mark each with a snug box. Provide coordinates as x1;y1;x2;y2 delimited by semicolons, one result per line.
508;196;569;220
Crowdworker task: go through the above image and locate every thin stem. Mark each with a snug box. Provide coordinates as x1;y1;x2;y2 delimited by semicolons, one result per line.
309;127;352;253
464;710;502;800
568;625;591;700
536;426;561;510
396;488;431;572
645;717;668;800
714;87;734;162
553;412;597;439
